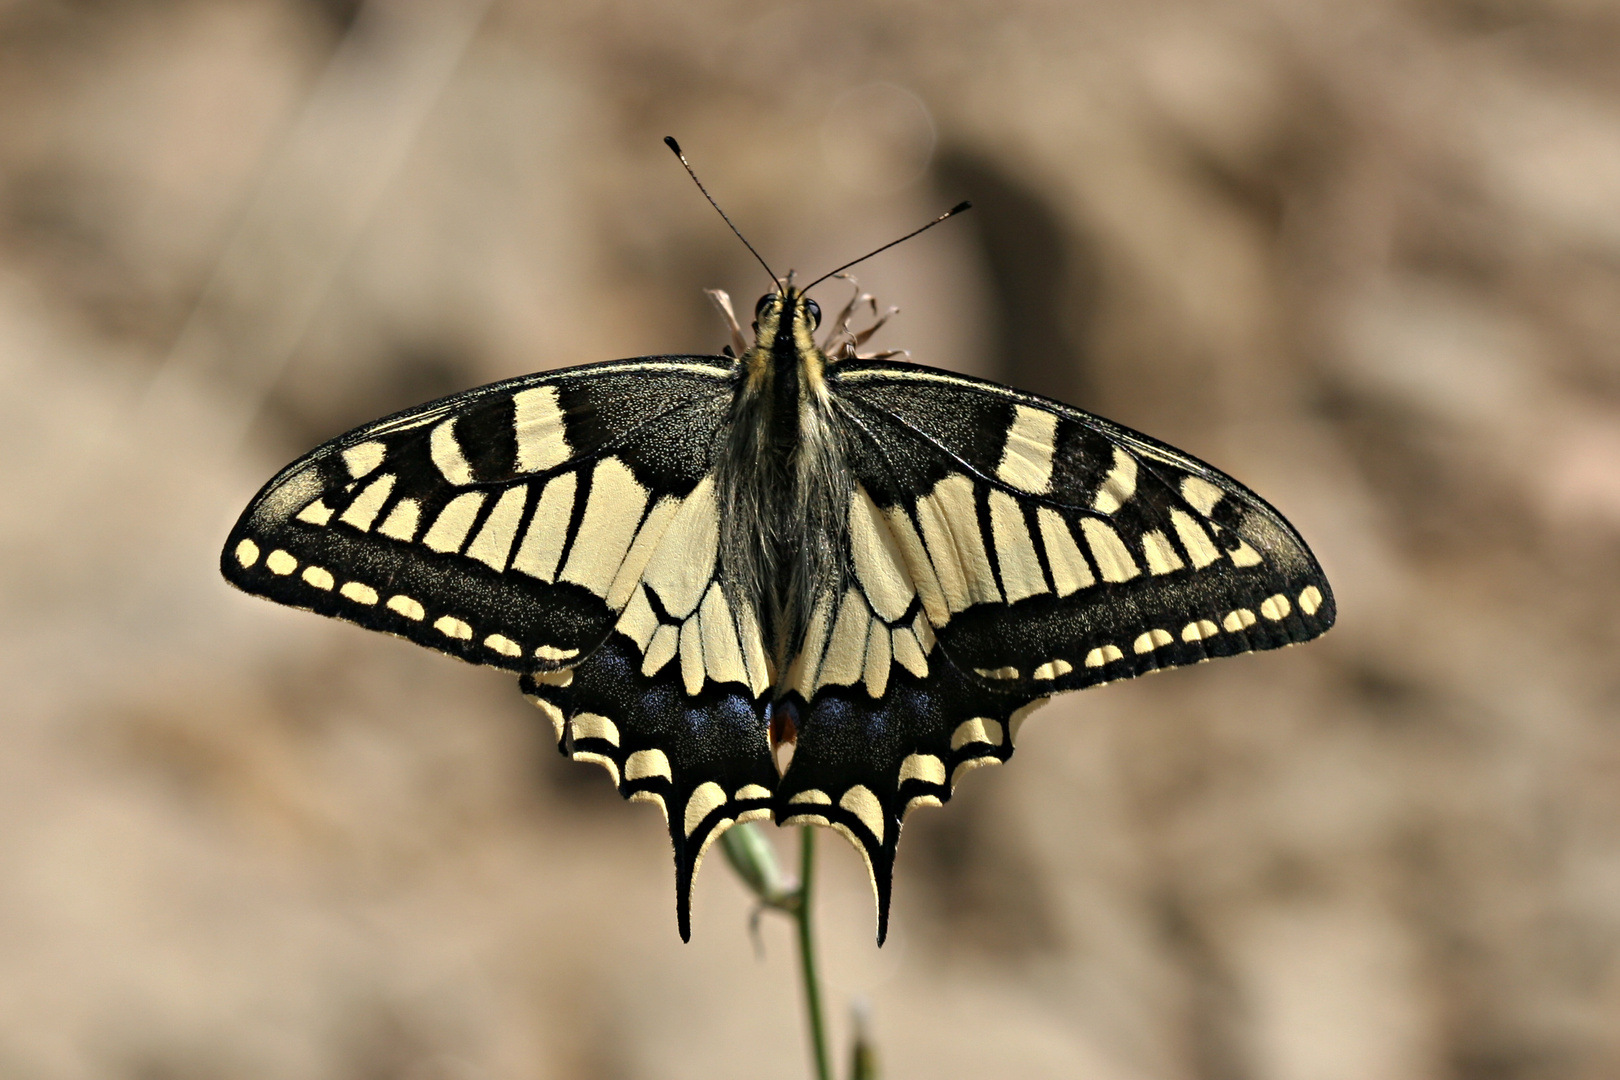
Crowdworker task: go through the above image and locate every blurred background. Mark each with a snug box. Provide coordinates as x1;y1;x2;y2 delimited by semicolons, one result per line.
3;0;1620;1076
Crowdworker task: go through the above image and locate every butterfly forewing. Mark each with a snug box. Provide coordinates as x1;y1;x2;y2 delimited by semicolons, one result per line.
223;356;735;669
829;360;1334;696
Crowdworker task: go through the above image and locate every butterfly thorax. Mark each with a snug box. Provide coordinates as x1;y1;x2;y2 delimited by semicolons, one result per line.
716;287;851;684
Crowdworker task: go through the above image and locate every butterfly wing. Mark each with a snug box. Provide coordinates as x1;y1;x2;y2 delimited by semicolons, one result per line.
776;360;1335;942
223;355;780;939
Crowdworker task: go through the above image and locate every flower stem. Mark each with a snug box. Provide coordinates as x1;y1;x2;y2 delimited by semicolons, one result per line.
796;827;832;1080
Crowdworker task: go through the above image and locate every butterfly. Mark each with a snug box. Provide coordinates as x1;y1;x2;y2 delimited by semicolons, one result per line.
221;142;1334;944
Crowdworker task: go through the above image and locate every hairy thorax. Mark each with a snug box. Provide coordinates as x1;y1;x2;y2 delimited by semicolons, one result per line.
715;290;851;684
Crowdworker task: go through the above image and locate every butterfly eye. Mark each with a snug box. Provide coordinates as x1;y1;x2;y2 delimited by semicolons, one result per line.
755;294;776;319
805;298;822;330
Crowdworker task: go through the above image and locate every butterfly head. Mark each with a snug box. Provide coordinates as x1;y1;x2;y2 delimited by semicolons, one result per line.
751;285;823;356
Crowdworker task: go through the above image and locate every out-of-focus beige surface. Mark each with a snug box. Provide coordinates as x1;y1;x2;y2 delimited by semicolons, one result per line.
3;0;1620;1076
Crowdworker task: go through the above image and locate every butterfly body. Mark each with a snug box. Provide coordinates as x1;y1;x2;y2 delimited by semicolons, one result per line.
717;287;848;675
223;285;1334;944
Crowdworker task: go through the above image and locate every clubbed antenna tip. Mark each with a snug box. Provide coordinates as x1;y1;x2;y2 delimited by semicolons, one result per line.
664;135;778;291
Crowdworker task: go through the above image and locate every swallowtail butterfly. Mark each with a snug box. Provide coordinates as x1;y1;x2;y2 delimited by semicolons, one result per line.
222;144;1334;943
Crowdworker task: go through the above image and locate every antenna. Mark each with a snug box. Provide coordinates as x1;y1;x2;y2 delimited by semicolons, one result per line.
805;202;972;291
664;136;780;291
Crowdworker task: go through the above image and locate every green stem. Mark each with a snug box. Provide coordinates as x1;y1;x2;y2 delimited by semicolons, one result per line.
796;827;832;1080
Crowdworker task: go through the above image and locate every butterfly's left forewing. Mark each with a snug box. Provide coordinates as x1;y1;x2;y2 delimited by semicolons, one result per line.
223;356;737;670
773;360;1336;941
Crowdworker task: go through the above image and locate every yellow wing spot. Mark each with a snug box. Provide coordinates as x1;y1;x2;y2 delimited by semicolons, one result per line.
862;619;891;700
616;588;660;651
950;755;1001;788
534;644;580;661
511;385;571;473
1180;475;1225;516
301;566;334;590
341;441;386;479
626;749;672;782
1037;507;1095;596
1228;539;1263;567
422;491;487;554
974;666;1020;680
339;581;378;605
684;781;728;838
433;615;473;640
839;785;885;844
818;588;872;690
899;753;946;786
848;484;915;623
1032;659;1073;680
234;539;260;568
641;475;720;619
1092;447;1138;514
699;584;749;689
572;712;620;746
1080;519;1139;583
532;668;573;687
735;784;772;801
1223;608;1257;632
679;618;705;696
915;473;1001;612
642;624;679;677
466;486;528;572
484;634;522;658
340;474;396;531
1085;644;1124;668
296;499;334;526
1260;594;1292;620
266;549;298;575
781;811;831;829
560;457;649;597
989;489;1049;602
376;496;420;541
1299;585;1323;615
572;751;619;787
996;405;1058;494
1141;530;1184;575
387;594;425;620
1171;509;1222;569
904;794;942;817
890;627;929;678
789;789;832;805
429;418;474;485
912;610;936;653
950;717;1004;750
1181;619;1219;642
1133;628;1174;654
511;472;576;582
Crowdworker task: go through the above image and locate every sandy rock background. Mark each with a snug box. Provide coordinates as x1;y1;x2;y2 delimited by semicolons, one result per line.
3;0;1619;1077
